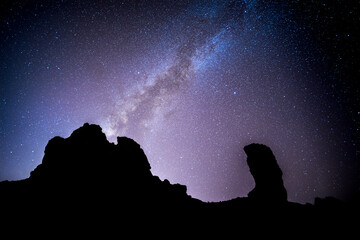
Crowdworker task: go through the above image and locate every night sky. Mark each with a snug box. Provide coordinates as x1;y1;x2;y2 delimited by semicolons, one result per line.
1;0;359;204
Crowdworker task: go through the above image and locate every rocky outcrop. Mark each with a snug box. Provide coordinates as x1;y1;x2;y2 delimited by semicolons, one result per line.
0;123;197;217
0;123;358;233
244;143;287;202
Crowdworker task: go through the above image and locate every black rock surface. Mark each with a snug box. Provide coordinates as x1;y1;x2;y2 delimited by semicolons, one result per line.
1;123;358;233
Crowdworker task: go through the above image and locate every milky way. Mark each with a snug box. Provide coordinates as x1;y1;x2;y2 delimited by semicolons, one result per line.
1;0;359;203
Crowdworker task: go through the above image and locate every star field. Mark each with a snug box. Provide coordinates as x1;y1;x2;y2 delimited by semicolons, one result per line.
0;0;359;203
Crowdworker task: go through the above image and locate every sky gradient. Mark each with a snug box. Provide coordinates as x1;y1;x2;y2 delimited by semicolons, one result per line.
1;0;359;203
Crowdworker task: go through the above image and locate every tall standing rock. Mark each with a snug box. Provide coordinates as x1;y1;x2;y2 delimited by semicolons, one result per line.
244;143;287;202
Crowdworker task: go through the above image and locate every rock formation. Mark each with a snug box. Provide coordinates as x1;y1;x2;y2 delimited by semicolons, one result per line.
244;143;287;202
0;123;358;233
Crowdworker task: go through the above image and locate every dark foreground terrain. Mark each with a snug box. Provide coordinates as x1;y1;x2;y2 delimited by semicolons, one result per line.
1;123;359;234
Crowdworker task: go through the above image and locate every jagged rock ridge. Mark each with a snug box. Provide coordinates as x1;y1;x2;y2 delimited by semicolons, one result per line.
0;123;198;216
0;123;359;231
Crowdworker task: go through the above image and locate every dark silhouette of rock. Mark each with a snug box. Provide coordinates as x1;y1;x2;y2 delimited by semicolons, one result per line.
0;123;358;233
0;123;200;221
244;143;287;202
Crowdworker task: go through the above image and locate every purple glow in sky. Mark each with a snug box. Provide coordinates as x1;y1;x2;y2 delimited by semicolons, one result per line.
1;0;359;203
